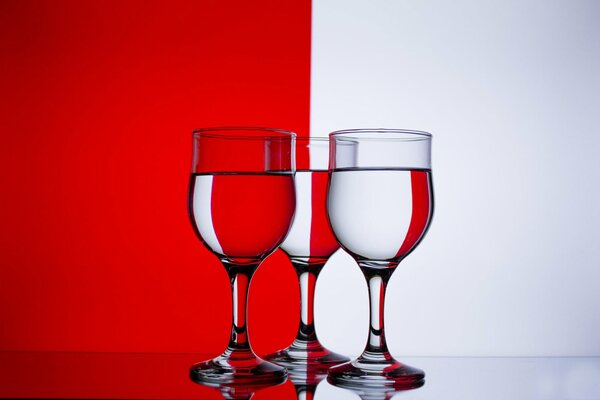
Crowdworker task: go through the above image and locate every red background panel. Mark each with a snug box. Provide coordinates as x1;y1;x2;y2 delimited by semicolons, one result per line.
0;0;310;354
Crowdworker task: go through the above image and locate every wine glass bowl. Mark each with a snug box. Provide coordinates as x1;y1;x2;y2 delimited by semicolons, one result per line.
188;127;297;385
326;129;433;389
265;137;350;372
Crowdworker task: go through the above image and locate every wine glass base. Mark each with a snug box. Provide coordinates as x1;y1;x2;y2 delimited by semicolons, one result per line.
327;357;425;390
190;352;287;386
265;340;350;372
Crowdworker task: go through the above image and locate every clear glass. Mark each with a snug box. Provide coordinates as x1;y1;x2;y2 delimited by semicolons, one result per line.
326;129;434;389
188;127;296;385
265;138;350;372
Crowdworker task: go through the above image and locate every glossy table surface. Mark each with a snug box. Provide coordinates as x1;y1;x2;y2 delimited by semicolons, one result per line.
1;351;599;399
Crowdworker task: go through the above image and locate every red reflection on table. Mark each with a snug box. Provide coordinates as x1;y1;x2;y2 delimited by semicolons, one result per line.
0;351;295;399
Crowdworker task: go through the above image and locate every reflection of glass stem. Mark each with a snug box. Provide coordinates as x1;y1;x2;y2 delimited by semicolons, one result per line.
288;369;326;400
336;383;399;400
217;384;256;400
356;390;395;400
294;384;317;400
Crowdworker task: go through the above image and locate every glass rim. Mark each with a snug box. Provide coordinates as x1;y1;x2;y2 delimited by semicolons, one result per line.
192;126;296;140
330;128;432;141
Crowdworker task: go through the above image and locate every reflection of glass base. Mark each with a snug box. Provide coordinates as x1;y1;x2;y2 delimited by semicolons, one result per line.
327;356;424;390
197;378;286;400
190;349;287;386
204;383;274;400
265;339;350;372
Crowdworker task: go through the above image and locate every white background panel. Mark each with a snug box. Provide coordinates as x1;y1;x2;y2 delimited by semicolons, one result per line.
312;0;600;356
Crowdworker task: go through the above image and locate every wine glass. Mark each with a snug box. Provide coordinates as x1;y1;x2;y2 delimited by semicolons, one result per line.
188;127;297;385
326;129;434;389
265;137;349;371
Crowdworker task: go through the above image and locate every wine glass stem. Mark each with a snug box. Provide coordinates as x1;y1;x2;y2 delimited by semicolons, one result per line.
360;264;394;359
291;259;325;343
225;262;259;352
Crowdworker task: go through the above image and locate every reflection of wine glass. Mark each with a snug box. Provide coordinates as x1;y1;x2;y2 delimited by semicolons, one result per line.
198;381;274;400
326;129;434;389
188;127;296;385
328;383;422;400
196;379;292;400
265;138;349;372
287;364;327;400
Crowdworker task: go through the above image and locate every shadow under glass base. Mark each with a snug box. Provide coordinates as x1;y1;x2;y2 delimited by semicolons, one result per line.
327;356;424;390
190;349;287;386
265;339;350;372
